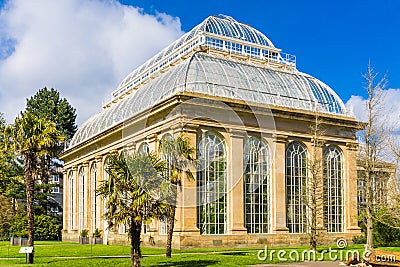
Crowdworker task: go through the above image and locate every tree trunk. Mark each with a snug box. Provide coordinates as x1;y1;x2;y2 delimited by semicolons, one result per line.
25;155;35;264
166;206;176;258
365;170;374;248
130;217;142;267
309;183;317;251
366;205;374;248
310;205;317;251
12;198;16;216
40;154;51;215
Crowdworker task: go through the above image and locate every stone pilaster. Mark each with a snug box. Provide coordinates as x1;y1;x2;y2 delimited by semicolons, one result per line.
72;166;78;232
84;161;90;231
272;134;289;233
146;133;158;154
93;156;102;232
125;142;136;154
173;124;200;234
309;140;325;230
62;169;68;232
227;130;247;234
345;142;361;233
98;155;106;233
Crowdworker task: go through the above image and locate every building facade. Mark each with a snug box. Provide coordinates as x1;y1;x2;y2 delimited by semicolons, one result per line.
60;15;361;247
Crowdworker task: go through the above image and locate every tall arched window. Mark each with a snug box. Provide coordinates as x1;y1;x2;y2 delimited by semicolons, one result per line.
159;133;173;234
78;167;86;231
324;145;344;232
138;142;150;155
90;162;98;232
68;171;74;232
244;136;271;233
197;131;227;234
286;141;308;233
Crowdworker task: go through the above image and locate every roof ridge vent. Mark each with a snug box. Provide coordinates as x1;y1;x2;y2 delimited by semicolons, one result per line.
216;14;237;22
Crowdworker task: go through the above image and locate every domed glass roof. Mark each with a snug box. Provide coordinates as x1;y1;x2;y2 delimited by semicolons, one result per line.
69;52;348;148
113;15;280;99
201;15;275;47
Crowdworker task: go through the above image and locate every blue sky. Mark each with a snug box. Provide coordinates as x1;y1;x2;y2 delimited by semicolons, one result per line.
121;0;400;101
0;0;399;124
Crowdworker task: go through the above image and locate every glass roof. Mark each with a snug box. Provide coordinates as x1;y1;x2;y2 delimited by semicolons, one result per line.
69;52;348;148
113;15;277;99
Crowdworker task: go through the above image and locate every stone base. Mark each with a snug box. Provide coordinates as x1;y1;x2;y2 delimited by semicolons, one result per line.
62;229;361;248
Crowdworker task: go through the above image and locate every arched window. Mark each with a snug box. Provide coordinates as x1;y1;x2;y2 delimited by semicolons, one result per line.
78;167;86;231
286;141;308;233
244;136;271;233
324;145;344;232
90;162;98;232
138;142;150;155
197;131;227;234
68;171;75;231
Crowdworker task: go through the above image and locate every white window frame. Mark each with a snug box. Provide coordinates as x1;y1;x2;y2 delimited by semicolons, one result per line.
286;141;308;233
324;145;344;233
244;136;271;234
197;131;227;235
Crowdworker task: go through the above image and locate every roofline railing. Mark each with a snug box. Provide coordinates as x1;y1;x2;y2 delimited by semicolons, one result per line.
107;32;296;108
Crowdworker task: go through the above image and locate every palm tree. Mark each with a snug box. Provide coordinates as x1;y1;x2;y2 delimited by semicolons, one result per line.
97;151;169;267
159;133;196;258
5;112;64;264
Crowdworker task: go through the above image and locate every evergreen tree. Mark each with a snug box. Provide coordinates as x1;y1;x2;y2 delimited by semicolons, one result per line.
25;87;77;214
25;87;77;139
0;113;24;214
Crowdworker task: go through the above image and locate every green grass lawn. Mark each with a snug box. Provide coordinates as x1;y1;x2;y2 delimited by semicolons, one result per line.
0;241;397;266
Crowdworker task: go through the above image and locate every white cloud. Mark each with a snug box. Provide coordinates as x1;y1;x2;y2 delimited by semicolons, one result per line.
345;88;400;131
0;0;183;124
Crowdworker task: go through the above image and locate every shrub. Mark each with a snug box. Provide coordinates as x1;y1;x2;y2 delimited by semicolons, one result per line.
35;214;61;240
374;221;400;247
9;215;28;238
9;214;60;240
80;229;89;237
93;228;102;238
0;196;13;238
352;235;366;244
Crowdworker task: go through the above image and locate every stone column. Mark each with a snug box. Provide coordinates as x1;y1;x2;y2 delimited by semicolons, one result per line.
227;130;247;234
62;169;68;233
309;140;325;231
94;156;103;231
72;166;78;233
145;133;159;233
99;154;109;244
271;134;289;233
146;133;158;154
98;156;105;232
83;162;90;231
173;124;200;234
125;142;136;154
344;142;361;233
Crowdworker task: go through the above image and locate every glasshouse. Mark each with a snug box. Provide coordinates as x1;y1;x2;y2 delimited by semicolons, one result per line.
60;15;361;247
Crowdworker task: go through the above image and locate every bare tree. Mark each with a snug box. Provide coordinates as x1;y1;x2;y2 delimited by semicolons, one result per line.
305;110;325;251
357;62;389;248
375;141;400;230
